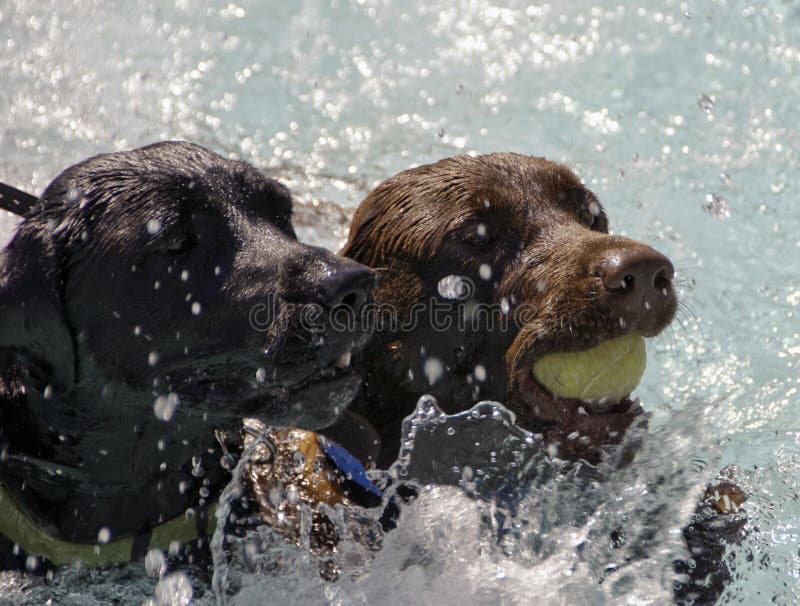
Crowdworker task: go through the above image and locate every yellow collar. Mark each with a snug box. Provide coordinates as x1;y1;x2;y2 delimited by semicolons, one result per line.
0;480;216;566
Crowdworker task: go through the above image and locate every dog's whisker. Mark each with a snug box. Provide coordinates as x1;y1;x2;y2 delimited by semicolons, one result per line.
670;314;701;365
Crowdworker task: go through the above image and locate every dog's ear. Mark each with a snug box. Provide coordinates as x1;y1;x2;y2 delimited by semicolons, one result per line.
0;219;75;396
342;176;448;267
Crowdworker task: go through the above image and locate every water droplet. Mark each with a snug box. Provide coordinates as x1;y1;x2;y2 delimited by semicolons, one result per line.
268;486;282;506
479;264;492;280
148;351;160;366
153;392;179;422
146;219;162;235
697;93;715;114
145;548;167;577
180;270;190;282
474;365;487;382
97;527;111;544
43;385;53;399
255;367;266;383
220;454;236;470
424;357;444;386
703;192;730;220
154;572;193;606
437;275;472;300
191;302;201;316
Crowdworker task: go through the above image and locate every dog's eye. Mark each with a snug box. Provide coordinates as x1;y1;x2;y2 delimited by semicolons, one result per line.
580;203;600;228
463;223;494;247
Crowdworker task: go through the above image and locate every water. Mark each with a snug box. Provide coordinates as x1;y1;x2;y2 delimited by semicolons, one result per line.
211;399;712;605
1;0;799;603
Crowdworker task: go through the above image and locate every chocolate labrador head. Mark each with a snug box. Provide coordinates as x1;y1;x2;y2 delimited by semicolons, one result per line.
0;141;374;543
341;153;676;467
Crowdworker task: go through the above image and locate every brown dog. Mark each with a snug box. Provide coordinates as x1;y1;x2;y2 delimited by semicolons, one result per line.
243;153;744;598
331;152;676;467
245;152;675;528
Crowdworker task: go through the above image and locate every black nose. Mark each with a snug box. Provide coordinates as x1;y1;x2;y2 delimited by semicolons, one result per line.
317;263;376;311
600;245;675;332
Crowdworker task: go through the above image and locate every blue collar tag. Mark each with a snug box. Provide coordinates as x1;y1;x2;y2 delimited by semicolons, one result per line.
319;438;383;498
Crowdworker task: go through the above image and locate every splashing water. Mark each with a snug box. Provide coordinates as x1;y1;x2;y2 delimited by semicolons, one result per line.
210;397;715;605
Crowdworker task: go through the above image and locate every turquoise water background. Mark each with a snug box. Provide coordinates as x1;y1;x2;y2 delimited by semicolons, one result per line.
1;1;799;603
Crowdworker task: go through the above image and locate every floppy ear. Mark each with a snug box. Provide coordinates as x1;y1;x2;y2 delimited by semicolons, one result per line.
0;220;75;396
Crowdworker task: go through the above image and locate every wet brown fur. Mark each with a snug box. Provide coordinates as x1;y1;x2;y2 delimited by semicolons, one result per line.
249;154;739;603
340;153;677;467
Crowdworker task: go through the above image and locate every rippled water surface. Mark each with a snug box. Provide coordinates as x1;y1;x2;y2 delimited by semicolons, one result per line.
1;1;799;604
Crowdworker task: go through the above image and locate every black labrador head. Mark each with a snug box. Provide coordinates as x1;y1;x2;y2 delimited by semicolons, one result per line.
342;153;676;466
1;141;373;426
0;141;374;541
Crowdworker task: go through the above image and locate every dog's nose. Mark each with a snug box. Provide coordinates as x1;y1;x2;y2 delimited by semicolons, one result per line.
600;245;675;331
317;263;376;311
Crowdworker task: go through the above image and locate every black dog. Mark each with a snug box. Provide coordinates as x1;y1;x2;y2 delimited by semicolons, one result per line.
0;141;374;566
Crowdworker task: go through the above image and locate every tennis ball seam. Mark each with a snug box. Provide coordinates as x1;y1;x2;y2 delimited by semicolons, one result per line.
578;337;636;401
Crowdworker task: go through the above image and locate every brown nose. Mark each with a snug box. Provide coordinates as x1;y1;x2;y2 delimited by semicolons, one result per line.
600;246;675;333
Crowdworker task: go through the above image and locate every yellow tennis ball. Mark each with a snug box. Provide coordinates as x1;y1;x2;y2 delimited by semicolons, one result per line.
532;333;646;404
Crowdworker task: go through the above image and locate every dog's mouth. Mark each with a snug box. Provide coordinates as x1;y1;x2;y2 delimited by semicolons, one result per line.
178;348;359;402
515;333;647;426
284;349;358;393
518;369;643;422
